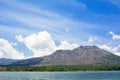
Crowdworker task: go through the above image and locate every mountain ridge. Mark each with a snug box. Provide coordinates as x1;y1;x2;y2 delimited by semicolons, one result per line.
7;46;120;66
0;58;19;65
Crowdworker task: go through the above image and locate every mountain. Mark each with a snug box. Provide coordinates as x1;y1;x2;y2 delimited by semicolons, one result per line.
39;46;120;65
0;58;18;65
10;57;43;66
9;46;120;66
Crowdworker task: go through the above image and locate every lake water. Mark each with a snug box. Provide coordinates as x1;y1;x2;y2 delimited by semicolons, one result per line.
0;71;120;80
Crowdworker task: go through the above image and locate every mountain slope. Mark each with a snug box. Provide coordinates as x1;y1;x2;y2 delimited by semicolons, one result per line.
39;46;120;65
10;57;43;66
0;58;18;65
9;46;120;66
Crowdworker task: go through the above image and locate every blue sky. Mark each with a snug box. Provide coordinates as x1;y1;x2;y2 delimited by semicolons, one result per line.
1;0;120;59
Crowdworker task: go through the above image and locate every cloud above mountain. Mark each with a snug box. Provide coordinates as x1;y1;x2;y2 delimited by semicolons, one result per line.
1;30;120;59
58;41;79;50
0;39;24;59
97;31;120;56
98;44;120;56
109;31;120;40
16;31;78;58
1;0;120;59
88;36;98;43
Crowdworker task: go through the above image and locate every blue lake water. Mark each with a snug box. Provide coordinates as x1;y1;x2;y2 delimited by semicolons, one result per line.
0;71;120;80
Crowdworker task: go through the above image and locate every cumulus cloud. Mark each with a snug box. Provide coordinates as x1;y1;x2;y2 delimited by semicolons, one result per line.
16;31;57;57
88;36;98;43
58;41;79;50
98;44;120;56
16;31;79;58
0;38;24;59
109;31;120;40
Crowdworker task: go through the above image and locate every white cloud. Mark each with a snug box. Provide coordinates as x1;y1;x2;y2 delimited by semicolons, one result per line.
109;31;120;40
15;34;24;42
88;36;98;43
58;41;79;50
98;44;120;56
98;44;112;52
0;38;24;59
16;31;79;58
16;31;57;57
0;51;4;58
0;0;99;48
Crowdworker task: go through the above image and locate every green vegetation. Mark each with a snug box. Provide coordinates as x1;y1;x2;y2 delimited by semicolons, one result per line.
0;64;120;71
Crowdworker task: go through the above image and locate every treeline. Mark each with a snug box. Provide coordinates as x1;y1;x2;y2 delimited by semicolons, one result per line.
0;64;120;71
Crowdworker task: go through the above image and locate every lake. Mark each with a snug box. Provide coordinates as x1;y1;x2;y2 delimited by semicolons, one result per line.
0;71;120;80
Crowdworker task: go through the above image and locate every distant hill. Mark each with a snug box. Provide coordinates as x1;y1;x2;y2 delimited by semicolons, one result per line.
9;46;120;66
10;57;43;66
0;58;18;65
